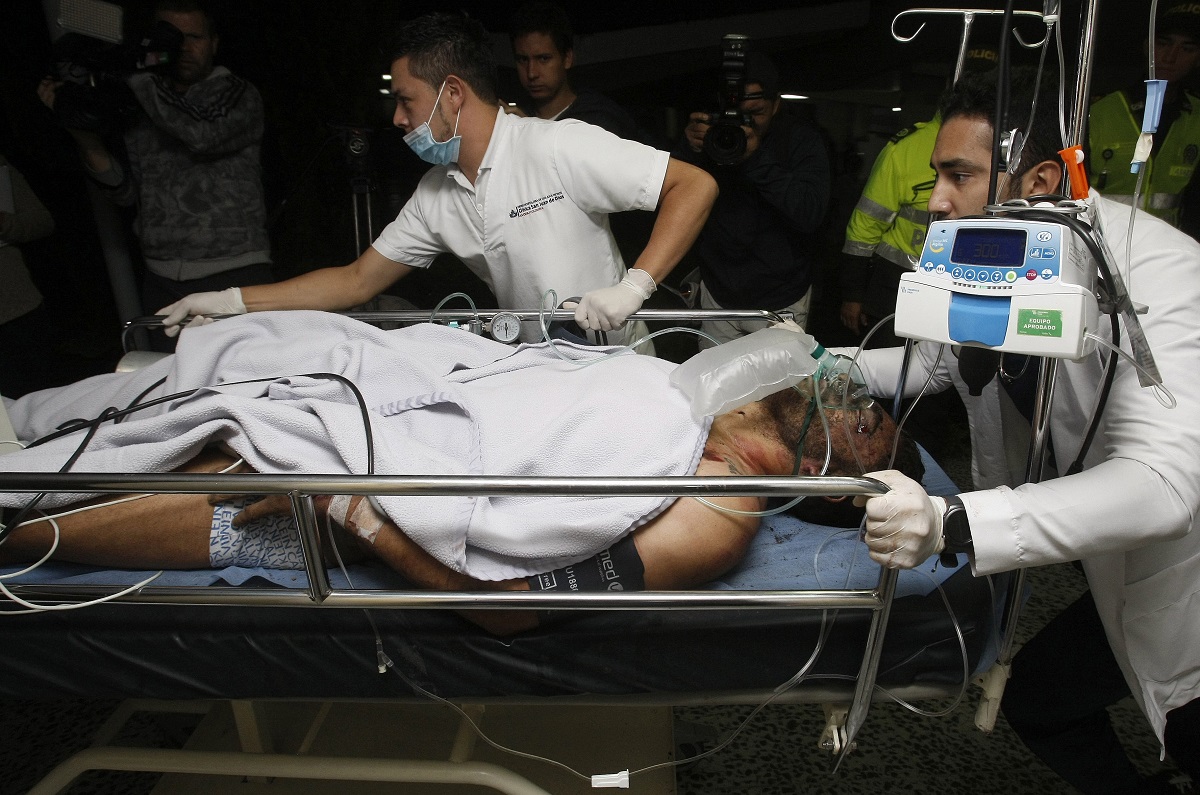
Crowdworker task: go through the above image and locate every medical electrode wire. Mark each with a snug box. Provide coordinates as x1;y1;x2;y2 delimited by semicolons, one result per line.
809;565;974;720
629;609;835;779
1052;3;1069;146
841;313;902;475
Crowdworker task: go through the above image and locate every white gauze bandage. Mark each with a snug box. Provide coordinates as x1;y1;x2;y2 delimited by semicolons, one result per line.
328;494;387;544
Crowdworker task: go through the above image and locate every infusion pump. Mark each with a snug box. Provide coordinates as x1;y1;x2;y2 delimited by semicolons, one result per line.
894;216;1100;360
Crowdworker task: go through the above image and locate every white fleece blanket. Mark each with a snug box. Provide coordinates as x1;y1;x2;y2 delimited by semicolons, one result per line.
1;312;709;580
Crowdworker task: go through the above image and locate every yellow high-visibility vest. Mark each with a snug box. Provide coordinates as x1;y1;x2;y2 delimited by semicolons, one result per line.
1088;88;1200;226
843;118;940;268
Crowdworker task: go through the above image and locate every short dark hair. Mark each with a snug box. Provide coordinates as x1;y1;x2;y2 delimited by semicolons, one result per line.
939;67;1064;187
389;13;498;105
153;0;216;37
508;1;574;55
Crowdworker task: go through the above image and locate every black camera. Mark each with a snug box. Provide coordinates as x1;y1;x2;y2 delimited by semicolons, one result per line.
51;22;183;132
703;34;752;165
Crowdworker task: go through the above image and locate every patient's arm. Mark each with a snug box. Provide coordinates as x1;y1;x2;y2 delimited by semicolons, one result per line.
0;452;764;636
0;448;364;569
309;457;763;634
632;456;764;590
0;448;246;568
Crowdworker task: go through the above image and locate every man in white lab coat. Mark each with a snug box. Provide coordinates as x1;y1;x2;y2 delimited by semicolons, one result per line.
857;71;1200;792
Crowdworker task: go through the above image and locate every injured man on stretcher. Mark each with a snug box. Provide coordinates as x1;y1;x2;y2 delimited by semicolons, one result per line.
0;312;920;634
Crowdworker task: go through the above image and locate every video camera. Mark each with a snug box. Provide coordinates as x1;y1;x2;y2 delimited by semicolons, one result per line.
50;4;183;133
703;34;753;165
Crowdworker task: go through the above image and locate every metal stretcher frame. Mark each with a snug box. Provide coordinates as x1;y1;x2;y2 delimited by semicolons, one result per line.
1;307;1004;792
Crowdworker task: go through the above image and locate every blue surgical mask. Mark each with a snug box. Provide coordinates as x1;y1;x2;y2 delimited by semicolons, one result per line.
403;81;461;166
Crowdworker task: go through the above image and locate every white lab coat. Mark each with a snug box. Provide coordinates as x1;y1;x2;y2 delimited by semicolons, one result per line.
864;194;1200;746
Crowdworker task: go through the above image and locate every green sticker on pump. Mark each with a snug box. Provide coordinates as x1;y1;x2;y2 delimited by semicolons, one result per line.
1017;308;1063;337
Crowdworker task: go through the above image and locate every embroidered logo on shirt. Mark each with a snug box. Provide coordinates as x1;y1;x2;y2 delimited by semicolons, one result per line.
509;191;565;218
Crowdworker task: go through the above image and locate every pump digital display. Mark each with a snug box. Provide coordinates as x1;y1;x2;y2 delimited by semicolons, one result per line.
951;227;1028;267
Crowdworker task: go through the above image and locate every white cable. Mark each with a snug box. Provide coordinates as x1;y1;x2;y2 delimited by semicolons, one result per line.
889;343;947;467
841;312;897;474
376;649;595;783
0;570;163;613
362;565;835;785
0;517;64;580
0;515;163;614
11;493;153;529
813;527;861;591
0;439;28;450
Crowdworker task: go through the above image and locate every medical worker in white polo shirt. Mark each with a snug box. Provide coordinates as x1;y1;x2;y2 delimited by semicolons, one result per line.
157;12;718;346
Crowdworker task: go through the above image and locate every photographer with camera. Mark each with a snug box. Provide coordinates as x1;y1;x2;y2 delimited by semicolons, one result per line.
674;43;830;347
37;0;271;349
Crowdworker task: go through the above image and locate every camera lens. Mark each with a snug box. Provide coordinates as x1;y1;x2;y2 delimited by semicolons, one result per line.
703;120;747;165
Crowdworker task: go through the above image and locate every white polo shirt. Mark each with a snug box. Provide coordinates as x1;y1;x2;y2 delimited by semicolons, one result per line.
373;109;670;341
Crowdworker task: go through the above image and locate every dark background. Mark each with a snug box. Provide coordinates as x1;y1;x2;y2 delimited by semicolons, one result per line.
0;0;1161;386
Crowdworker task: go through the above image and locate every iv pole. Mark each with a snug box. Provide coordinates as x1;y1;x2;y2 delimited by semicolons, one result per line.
838;0;1100;763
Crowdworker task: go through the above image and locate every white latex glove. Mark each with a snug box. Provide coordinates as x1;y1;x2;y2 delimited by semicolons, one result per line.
574;268;655;332
771;318;806;334
854;470;946;569
156;287;246;337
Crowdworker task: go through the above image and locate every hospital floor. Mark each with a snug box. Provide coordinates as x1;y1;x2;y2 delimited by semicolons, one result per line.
0;291;1179;794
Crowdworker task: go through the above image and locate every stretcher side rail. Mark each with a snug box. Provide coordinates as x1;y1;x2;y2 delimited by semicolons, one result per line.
1;469;904;765
119;308;794;352
0;472;889;613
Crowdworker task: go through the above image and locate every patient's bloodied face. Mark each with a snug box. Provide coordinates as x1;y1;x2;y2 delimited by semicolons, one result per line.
707;386;897;478
760;384;896;477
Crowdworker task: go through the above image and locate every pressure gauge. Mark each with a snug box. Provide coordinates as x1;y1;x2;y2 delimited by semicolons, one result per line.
489;312;522;344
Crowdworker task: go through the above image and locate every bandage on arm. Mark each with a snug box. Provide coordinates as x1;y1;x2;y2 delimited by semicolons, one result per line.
327;494;387;544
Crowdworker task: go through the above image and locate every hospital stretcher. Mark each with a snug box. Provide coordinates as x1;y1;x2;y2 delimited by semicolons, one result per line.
0;309;1020;795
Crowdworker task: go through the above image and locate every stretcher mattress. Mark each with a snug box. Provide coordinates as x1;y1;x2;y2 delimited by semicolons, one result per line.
0;450;1007;701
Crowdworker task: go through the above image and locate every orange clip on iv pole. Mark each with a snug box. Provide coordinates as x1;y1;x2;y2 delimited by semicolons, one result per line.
1059;145;1089;200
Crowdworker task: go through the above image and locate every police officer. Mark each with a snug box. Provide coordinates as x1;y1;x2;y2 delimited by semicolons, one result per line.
1088;3;1200;227
839;48;998;343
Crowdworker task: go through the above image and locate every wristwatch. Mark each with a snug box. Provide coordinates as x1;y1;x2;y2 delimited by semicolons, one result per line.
939;495;973;567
